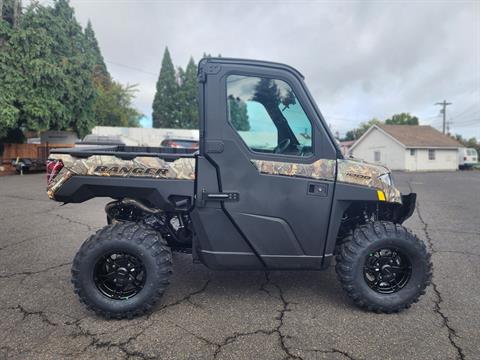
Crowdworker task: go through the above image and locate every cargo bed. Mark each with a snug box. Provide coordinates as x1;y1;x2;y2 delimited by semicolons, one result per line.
47;145;197;210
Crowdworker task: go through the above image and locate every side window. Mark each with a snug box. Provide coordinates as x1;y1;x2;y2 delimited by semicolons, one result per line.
428;149;436;160
226;75;313;156
374;151;381;162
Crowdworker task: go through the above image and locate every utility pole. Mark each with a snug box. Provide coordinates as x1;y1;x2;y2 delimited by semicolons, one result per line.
435;100;452;134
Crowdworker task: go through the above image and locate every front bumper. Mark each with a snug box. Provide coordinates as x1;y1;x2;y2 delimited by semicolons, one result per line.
394;193;417;224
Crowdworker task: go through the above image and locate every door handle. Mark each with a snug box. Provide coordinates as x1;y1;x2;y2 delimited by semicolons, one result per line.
200;189;239;206
307;182;328;197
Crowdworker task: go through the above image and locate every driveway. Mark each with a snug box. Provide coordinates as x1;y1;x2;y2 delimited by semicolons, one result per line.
0;171;479;359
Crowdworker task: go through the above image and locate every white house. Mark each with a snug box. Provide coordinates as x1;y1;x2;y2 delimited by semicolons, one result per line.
349;125;461;171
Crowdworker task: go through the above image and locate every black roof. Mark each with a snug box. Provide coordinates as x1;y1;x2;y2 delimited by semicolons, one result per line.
200;57;304;79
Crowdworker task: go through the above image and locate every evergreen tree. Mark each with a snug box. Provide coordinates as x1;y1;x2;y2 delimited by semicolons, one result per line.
1;0;21;28
84;19;109;83
1;1;21;58
177;66;185;85
152;47;179;128
228;95;249;131
0;0;97;138
0;1;142;140
178;57;198;128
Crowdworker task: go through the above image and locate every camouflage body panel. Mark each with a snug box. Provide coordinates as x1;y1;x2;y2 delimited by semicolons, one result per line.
251;159;336;181
47;154;196;200
337;159;401;203
251;158;401;203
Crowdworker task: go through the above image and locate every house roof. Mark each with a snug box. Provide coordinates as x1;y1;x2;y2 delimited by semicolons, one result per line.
376;125;461;148
339;140;355;147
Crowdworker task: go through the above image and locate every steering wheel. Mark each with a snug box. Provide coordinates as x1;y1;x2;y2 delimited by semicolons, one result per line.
274;138;291;154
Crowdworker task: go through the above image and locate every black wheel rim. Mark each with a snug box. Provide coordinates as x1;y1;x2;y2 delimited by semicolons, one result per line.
93;252;146;300
363;248;412;294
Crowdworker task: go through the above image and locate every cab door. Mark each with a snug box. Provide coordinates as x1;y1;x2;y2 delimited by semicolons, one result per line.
197;59;339;269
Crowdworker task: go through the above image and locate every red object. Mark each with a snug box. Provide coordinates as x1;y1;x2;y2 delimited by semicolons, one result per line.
46;159;64;185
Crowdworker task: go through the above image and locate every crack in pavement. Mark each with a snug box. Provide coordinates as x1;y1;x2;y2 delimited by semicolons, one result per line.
300;348;357;360
50;212;95;232
11;304;58;327
66;314;158;360
2;279;213;359
208;273;292;359
67;280;212;359
0;262;71;279
172;322;220;348
0;234;51;252
408;180;465;360
157;279;210;311
212;329;278;359
212;272;345;360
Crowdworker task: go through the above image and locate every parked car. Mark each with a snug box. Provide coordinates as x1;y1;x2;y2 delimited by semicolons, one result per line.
458;147;478;169
160;138;199;149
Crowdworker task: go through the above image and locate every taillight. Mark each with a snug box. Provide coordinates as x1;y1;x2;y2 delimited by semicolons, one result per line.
46;159;64;185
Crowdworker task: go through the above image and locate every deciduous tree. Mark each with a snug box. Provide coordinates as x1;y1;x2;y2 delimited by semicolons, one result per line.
344;118;383;141
385;112;419;125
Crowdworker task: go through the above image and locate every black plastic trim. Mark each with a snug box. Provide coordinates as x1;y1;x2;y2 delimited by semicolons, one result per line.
50;145;196;160
53;175;194;210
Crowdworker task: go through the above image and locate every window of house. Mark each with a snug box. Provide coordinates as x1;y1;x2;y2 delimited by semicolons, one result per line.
374;151;381;162
226;75;313;156
410;149;416;156
428;149;436;160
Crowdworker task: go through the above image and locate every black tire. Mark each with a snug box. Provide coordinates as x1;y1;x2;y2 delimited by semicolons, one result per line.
335;221;432;313
71;222;172;319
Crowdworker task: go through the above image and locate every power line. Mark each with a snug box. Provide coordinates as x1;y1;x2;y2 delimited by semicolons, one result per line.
451;104;480;120
453;118;479;126
453;120;480;128
105;60;158;77
435;100;452;134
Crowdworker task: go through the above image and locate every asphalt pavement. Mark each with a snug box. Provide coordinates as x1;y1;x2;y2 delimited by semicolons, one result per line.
0;171;479;360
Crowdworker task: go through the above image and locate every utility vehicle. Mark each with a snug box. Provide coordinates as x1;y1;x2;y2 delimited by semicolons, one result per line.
46;58;432;318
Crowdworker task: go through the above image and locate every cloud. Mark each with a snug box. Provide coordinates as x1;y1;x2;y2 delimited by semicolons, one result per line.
69;0;479;138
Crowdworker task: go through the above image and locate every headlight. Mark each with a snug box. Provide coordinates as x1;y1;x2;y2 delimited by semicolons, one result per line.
378;173;393;186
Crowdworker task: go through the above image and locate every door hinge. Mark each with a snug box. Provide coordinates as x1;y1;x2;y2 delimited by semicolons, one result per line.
198;69;206;83
198;63;221;83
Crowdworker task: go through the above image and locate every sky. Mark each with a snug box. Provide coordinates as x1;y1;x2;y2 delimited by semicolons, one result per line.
50;0;480;138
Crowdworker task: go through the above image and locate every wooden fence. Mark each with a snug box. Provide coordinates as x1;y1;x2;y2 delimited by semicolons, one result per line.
1;143;74;163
